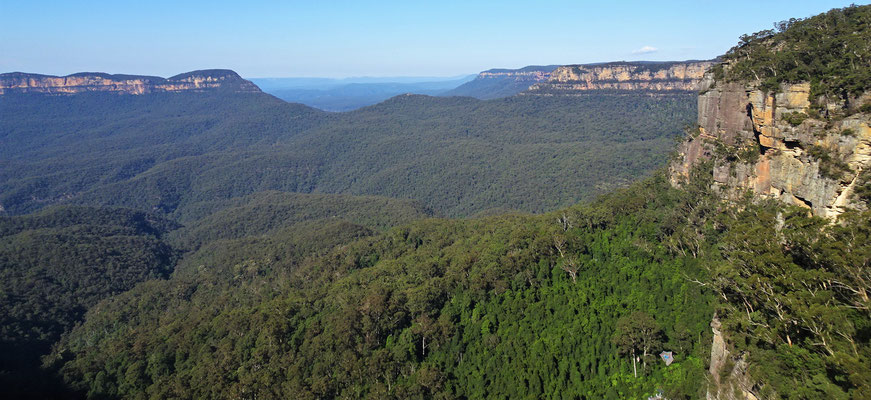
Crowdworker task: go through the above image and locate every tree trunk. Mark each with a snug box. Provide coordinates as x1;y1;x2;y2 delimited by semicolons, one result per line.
642;345;648;370
632;349;637;378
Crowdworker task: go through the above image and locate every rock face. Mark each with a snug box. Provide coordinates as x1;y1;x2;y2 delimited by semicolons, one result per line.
675;65;871;399
0;69;261;95
707;318;759;400
526;61;715;94
446;60;714;99
673;72;871;218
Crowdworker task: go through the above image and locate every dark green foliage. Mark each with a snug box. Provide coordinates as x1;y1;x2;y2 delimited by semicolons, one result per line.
0;205;178;237
0;91;696;218
736;143;761;165
0;206;177;397
48;173;718;399
613;312;665;376
0;191;431;397
165;191;432;250
781;111;809;127
719;5;871;104
7;6;871;395
708;202;871;399
23;157;871;400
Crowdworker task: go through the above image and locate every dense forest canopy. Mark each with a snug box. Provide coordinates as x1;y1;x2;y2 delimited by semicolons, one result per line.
3;4;871;399
0;207;178;395
0;193;434;398
0;91;696;218
43;167;871;399
46;171;719;399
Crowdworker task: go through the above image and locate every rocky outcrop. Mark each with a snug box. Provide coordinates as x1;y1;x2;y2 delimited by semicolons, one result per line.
672;71;871;218
707;318;759;400
0;69;261;95
526;61;715;94
676;67;871;398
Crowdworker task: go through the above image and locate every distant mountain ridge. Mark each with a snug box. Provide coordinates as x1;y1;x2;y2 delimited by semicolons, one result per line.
442;65;559;99
443;61;714;99
0;69;261;95
1;61;714;100
253;75;475;112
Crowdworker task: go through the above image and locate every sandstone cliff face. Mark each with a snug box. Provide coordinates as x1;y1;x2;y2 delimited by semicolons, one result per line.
674;68;871;400
526;61;715;94
0;69;261;95
673;73;871;218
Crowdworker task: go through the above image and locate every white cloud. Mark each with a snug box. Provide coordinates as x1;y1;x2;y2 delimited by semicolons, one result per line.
632;46;658;55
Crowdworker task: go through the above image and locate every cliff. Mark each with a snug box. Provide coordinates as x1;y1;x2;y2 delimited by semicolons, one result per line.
683;72;871;397
672;73;871;219
444;61;714;99
0;69;261;95
442;65;558;99
476;67;554;82
674;75;871;399
526;61;715;94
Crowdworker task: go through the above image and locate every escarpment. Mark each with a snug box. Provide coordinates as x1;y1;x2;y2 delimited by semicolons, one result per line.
442;65;559;99
683;75;871;397
0;69;261;95
673;72;871;218
477;68;553;82
526;61;715;94
449;61;713;99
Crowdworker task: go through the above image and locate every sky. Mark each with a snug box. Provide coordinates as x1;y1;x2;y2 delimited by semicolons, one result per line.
0;0;866;78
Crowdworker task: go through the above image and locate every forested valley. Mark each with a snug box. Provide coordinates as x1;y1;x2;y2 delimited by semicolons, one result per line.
0;91;694;218
0;77;701;399
2;4;871;399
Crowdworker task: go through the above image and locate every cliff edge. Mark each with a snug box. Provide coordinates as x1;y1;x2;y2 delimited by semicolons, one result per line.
0;69;261;95
673;75;870;218
442;65;558;99
673;5;871;399
526;60;714;95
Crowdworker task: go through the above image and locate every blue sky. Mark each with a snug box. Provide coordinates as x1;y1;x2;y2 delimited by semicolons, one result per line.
0;0;865;78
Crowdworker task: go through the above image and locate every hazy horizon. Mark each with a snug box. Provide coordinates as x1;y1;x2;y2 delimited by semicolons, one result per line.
1;1;867;78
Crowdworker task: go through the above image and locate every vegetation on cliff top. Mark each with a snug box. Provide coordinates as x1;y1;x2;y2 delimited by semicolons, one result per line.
714;4;871;103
